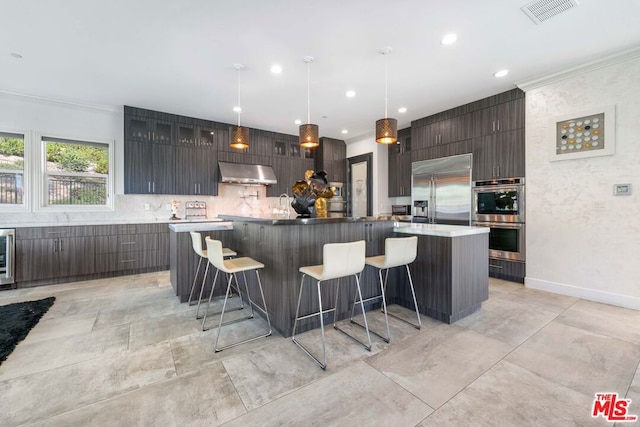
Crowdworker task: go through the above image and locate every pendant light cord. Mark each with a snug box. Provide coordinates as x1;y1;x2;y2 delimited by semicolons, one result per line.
237;68;241;127
384;52;389;118
307;60;311;124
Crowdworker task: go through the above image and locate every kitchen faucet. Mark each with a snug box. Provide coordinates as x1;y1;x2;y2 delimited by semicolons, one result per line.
279;193;291;218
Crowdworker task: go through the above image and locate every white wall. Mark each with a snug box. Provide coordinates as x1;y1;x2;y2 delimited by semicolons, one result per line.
346;131;391;216
523;55;640;309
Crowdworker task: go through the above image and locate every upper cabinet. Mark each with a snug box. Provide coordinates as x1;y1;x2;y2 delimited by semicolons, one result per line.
316;137;346;183
473;98;525;137
388;128;411;197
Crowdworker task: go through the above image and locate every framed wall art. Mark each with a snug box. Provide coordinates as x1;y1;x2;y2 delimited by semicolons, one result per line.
549;105;615;161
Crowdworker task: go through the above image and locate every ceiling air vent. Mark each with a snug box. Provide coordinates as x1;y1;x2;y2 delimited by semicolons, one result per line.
521;0;579;24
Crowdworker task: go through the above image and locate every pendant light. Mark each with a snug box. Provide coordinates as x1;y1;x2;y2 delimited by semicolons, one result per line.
375;47;398;144
299;56;319;148
230;64;249;149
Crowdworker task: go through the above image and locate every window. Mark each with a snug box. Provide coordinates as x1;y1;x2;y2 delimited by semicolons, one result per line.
0;132;25;207
41;136;111;207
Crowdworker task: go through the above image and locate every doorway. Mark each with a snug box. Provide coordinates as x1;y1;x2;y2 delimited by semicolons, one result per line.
347;153;372;217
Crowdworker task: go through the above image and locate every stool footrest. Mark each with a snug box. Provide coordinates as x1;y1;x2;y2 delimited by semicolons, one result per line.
292;337;327;370
349;319;389;343
215;330;272;352
294;307;336;322
383;309;422;330
333;324;373;351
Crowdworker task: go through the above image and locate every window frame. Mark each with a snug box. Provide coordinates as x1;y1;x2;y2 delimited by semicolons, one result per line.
0;128;30;213
34;132;114;212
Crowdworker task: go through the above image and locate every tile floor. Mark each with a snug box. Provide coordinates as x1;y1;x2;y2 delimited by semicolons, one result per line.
1;272;639;426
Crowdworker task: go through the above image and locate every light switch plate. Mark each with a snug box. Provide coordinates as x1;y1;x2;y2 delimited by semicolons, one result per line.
613;184;632;196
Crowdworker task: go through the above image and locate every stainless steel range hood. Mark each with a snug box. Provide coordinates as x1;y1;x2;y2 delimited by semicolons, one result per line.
218;161;277;185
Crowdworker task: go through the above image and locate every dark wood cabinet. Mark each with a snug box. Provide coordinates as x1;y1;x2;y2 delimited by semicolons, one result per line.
16;227;95;282
174;146;218;196
473;98;525;137
388;128;411;197
472;128;525;180
316;137;346;183
94;223;168;273
124;139;175;194
488;258;525;283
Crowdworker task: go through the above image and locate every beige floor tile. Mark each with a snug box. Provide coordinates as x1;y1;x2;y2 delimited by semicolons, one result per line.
488;278;523;294
0;324;129;381
626;365;640;406
556;299;640;345
0;342;176;426
223;360;433;427
418;360;609;427
501;286;579;314
170;316;284;377
506;322;640;397
454;298;559;346
128;312;201;350
366;324;513;408
20;311;98;345
24;363;247;427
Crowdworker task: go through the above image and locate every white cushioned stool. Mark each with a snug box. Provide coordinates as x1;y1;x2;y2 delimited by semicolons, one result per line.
203;237;271;352
352;236;421;342
292;240;370;369
187;232;237;318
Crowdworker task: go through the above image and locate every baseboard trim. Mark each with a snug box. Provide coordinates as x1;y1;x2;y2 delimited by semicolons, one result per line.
525;278;640;311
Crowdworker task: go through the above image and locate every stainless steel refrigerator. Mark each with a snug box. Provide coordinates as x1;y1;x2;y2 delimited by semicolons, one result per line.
411;154;472;225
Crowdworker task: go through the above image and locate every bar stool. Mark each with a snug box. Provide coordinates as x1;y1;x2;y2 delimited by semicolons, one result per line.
203;237;272;352
352;236;421;343
188;231;237;316
292;240;370;370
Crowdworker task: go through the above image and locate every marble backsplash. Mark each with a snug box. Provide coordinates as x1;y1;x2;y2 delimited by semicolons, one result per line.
0;184;295;225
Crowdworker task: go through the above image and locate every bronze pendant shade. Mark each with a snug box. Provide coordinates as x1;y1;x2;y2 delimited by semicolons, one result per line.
230;125;249;149
375;47;398;144
375;117;398;144
299;56;320;149
299;124;319;148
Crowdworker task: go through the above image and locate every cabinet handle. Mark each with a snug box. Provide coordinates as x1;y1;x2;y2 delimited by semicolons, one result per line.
47;231;68;235
152;182;155;193
148;131;151;141
496;120;500;131
496;165;500;177
53;239;58;252
148;182;151;193
492;121;496;132
120;241;136;246
59;239;63;252
489;264;503;269
121;259;136;263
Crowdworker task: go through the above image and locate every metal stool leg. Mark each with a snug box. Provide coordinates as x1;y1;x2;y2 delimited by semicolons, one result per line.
195;264;215;319
334;273;372;351
349;269;390;343
214;269;272;352
406;264;422;329
188;256;203;306
292;275;330;370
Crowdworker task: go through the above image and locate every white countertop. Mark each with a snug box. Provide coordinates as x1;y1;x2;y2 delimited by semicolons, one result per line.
6;218;223;228
168;221;234;232
393;223;490;237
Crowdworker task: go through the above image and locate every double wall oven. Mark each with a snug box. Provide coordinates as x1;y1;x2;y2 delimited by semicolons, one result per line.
472;178;525;262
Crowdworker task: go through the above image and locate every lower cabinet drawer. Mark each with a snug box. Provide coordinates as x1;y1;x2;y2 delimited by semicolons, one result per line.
95;250;160;272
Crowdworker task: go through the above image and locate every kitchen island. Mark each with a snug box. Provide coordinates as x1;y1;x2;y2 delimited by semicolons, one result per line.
169;216;489;336
393;223;490;323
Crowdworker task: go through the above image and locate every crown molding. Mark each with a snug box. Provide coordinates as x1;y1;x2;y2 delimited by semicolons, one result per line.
0;89;122;113
516;46;640;92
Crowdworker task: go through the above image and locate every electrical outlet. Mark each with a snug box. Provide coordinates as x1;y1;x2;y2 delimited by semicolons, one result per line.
614;183;632;196
144;203;150;211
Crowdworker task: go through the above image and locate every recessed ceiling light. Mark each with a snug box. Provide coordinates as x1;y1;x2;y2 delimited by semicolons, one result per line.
346;90;356;98
398;107;407;113
294;119;302;125
271;64;283;74
441;34;458;45
341;129;348;134
10;52;23;59
494;69;509;78
233;106;242;113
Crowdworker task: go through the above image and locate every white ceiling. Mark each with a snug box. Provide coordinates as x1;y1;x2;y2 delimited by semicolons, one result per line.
2;0;640;141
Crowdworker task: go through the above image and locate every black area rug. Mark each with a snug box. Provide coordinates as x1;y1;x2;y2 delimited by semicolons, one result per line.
0;297;55;364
